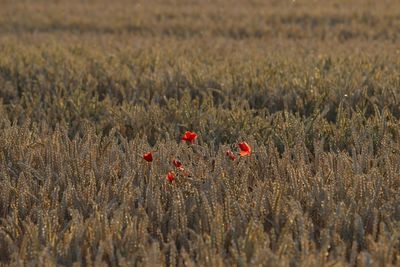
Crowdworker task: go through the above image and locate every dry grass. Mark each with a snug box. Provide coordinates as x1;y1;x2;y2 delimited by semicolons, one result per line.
0;0;399;266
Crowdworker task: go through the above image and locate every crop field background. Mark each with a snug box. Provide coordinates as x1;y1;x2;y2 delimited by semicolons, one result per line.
0;0;400;266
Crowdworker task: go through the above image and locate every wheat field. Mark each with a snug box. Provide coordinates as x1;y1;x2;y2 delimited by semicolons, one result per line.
0;0;399;266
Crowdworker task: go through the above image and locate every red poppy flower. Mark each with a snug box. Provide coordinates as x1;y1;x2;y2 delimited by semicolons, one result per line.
182;131;198;144
172;159;185;171
143;152;153;162
226;150;237;161
167;171;175;183
238;142;251;156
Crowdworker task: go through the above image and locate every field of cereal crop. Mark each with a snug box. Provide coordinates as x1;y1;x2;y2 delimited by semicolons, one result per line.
0;0;399;266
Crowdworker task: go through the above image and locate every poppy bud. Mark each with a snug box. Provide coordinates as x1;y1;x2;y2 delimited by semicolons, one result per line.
143;152;153;162
226;150;237;161
172;159;185;171
167;171;175;183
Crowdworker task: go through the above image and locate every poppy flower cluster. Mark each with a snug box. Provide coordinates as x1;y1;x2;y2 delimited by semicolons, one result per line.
225;141;252;161
143;131;252;183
